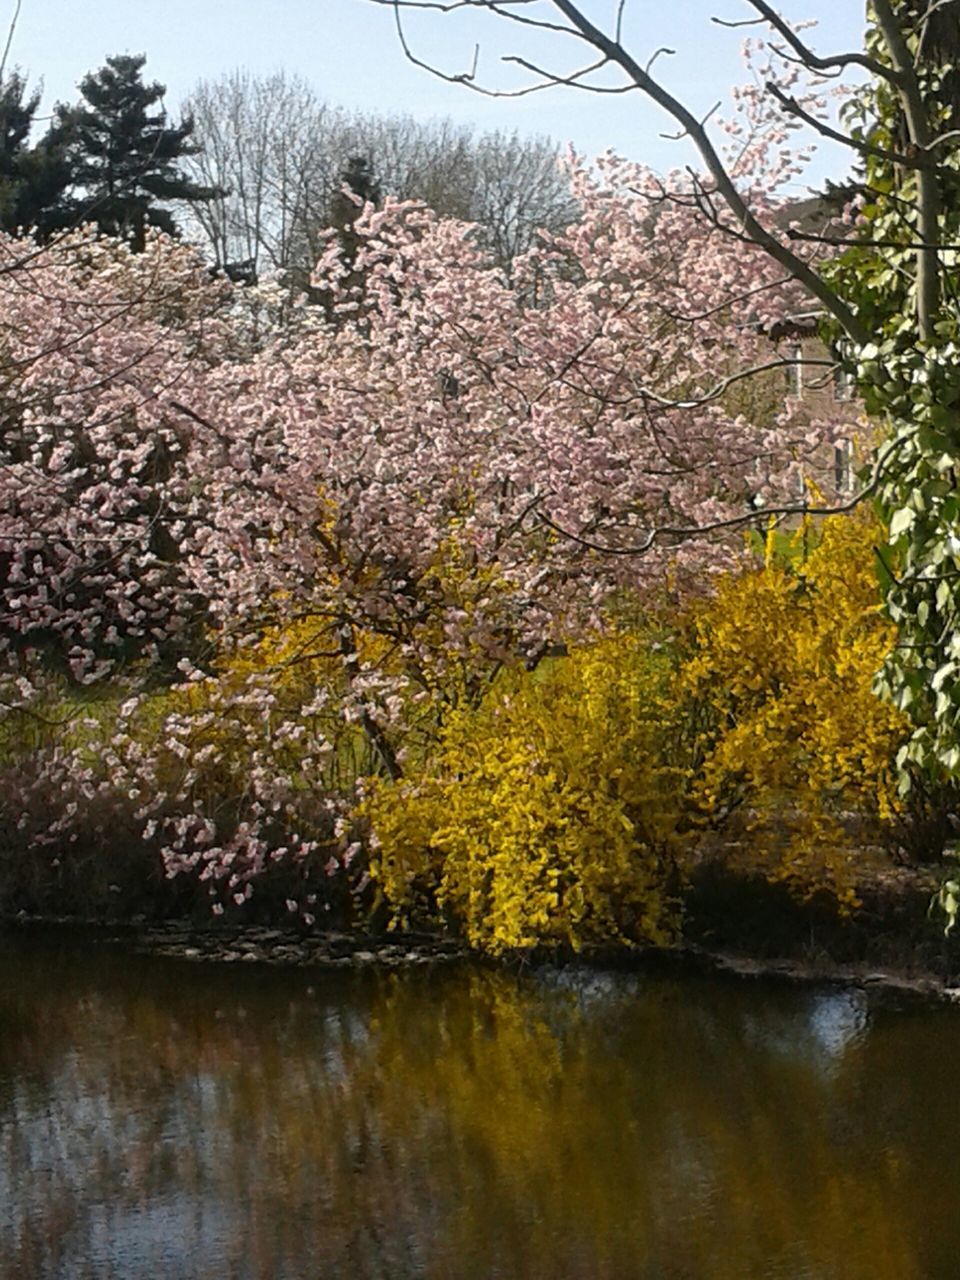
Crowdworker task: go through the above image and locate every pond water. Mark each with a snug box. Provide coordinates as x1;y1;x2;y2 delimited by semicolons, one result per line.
1;931;958;1280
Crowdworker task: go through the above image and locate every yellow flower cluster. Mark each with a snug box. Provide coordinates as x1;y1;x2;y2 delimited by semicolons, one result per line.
679;512;905;903
365;513;915;948
364;634;686;954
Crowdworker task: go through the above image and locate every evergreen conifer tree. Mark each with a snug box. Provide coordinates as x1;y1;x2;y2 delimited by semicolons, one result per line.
0;71;70;233
305;154;382;313
330;155;381;256
48;54;218;250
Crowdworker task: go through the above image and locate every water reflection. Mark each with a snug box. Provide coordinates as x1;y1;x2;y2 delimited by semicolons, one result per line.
0;932;957;1279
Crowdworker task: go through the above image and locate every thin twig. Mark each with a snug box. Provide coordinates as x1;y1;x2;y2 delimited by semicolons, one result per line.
0;0;21;84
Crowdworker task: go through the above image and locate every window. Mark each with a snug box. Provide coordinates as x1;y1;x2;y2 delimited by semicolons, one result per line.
833;365;856;401
784;342;803;396
834;440;853;494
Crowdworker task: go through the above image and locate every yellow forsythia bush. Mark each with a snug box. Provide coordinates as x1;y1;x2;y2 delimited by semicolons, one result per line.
363;634;687;954
679;510;907;903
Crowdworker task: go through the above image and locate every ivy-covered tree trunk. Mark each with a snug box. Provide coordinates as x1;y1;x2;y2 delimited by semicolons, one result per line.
826;1;960;789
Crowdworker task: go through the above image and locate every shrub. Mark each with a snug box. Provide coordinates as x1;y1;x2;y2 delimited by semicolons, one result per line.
677;511;907;903
363;633;687;954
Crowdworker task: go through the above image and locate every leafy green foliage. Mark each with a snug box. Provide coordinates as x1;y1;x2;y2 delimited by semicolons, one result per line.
820;3;960;790
930;875;960;936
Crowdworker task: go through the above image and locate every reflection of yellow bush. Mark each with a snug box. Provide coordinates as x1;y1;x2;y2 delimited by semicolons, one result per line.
364;634;687;954
679;511;905;903
5;960;927;1280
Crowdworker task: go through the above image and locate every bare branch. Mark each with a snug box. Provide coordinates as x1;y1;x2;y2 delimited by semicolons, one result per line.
569;355;836;413
646;273;795;323
645;46;675;76
541;1;870;343
737;1;905;88
501;53;636;95
765;79;942;172
786;227;960;253
535;432;907;556
615;0;626;45
0;0;21;84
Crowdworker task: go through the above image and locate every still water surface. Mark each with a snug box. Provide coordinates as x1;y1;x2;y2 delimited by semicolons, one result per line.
1;931;958;1280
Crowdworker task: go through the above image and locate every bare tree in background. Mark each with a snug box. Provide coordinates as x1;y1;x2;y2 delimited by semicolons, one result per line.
181;67;578;285
322;112;578;267
468;127;578;267
181;70;337;281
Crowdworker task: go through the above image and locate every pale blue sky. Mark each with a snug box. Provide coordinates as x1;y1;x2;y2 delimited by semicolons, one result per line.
7;1;866;188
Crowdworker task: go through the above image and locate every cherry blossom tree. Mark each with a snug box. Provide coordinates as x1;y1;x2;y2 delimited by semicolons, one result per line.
0;229;234;686
127;163;850;909
361;0;960;791
0;111;850;913
9;1;960;923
